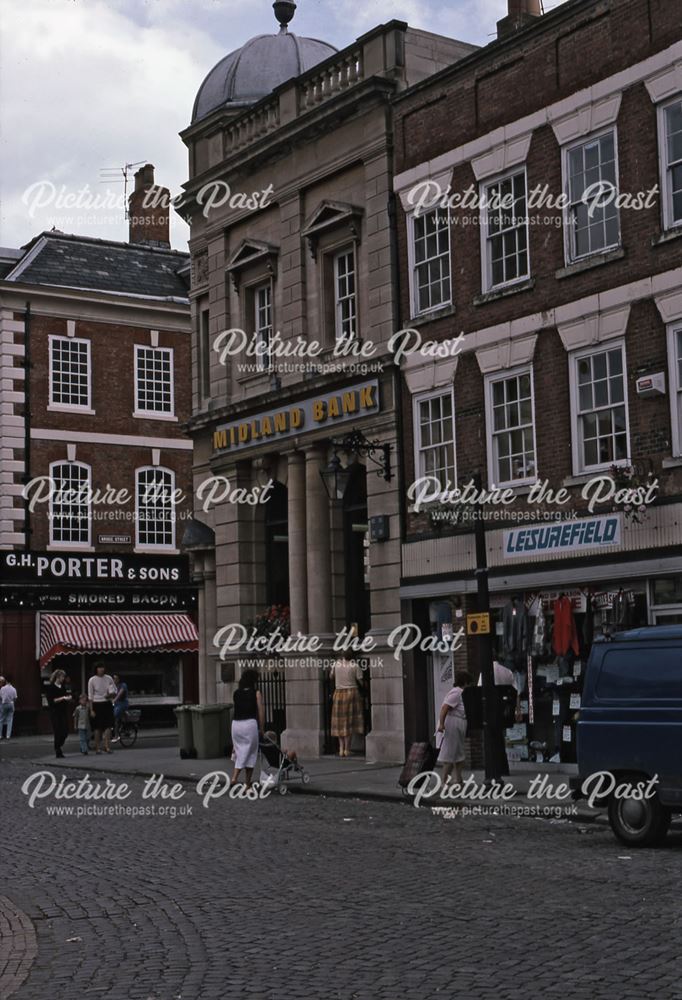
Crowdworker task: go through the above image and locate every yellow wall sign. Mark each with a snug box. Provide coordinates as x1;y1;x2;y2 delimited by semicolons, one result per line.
466;613;490;635
212;379;379;453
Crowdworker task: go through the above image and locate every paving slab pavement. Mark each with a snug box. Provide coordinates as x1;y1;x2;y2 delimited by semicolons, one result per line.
22;741;606;822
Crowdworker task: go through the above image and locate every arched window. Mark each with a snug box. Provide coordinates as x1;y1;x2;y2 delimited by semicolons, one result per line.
49;461;91;546
136;467;176;549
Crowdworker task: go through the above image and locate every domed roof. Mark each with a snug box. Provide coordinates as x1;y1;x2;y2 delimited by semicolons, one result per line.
192;1;338;123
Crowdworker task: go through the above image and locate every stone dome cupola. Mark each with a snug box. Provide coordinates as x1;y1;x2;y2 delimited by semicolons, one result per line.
191;1;338;123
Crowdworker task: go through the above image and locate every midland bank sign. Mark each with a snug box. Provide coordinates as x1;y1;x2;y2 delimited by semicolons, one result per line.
212;380;380;454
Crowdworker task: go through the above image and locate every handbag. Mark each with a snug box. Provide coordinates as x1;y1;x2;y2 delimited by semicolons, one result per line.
499;685;518;727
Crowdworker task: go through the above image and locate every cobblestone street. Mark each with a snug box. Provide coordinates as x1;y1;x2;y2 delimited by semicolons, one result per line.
1;758;680;1000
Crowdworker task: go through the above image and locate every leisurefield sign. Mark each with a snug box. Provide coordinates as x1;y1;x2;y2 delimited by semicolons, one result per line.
502;514;622;559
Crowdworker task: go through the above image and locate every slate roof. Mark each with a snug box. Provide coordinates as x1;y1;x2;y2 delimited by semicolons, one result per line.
5;232;190;301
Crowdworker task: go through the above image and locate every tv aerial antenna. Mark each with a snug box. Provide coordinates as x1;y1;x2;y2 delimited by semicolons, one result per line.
99;160;147;219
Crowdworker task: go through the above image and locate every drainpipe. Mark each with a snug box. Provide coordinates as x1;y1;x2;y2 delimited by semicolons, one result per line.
23;301;31;551
387;188;407;543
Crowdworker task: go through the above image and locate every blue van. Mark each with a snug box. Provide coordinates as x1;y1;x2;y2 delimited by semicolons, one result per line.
573;626;682;846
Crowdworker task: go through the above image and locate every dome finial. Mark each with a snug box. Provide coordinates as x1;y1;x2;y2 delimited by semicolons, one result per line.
273;0;296;33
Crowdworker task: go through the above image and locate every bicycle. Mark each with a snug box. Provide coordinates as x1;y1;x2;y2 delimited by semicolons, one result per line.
88;708;140;750
116;709;141;748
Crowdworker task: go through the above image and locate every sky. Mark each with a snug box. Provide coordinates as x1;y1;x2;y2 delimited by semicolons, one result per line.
1;0;532;252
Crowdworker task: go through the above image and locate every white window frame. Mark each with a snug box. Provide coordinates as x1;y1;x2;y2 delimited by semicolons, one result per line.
569;340;630;475
135;466;177;551
134;345;175;419
412;387;457;492
407;208;452;318
253;281;273;373
48;335;93;413
562;127;621;265
252;280;275;372
333;246;358;342
484;365;538;488
657;96;682;233
480;168;530;293
667;324;682;457
48;460;92;548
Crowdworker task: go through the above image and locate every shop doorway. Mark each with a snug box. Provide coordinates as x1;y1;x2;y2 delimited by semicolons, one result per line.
323;464;371;753
427;651;454;738
265;481;289;607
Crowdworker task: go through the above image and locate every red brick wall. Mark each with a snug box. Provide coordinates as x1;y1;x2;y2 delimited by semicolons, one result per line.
23;314;193;552
394;0;682;541
30;315;191;432
28;440;193;551
395;0;680;173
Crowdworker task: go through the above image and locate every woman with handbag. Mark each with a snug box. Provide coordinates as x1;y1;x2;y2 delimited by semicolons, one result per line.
230;669;265;789
437;670;473;785
46;668;73;758
330;652;365;758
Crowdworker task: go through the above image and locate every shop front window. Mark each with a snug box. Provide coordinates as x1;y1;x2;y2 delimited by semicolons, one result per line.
652;576;682;606
97;655;180;703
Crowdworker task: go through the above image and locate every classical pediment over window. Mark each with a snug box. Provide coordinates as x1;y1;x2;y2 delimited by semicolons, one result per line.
226;239;278;290
301;201;363;259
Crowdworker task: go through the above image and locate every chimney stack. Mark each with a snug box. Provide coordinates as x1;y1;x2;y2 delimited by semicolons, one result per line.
128;164;171;247
497;0;542;39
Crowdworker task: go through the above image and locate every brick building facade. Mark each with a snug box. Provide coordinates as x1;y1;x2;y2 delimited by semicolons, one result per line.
392;0;682;758
0;167;199;734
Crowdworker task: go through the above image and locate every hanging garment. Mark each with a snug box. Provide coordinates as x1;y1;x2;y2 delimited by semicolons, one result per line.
553;596;580;657
532;602;546;657
612;591;631;629
503;599;528;657
582;594;594;649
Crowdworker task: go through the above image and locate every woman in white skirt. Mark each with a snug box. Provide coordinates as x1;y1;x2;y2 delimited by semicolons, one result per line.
231;669;265;789
437;670;472;785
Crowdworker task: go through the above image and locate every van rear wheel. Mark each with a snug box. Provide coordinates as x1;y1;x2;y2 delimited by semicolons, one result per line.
608;790;671;847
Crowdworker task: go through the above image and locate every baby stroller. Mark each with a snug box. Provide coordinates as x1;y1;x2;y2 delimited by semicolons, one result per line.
259;733;311;795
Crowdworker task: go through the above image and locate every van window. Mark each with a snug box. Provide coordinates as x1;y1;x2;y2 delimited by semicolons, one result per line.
596;647;682;700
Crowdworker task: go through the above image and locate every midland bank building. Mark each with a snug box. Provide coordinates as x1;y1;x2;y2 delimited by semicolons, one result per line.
181;4;476;762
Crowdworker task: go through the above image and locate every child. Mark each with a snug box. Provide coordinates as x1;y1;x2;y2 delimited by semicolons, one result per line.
73;694;90;755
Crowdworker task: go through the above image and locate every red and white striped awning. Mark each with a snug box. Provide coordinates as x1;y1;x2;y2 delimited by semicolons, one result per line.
39;613;199;668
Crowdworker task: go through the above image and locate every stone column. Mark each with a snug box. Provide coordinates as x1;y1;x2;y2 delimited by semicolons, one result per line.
281;444;331;757
305;444;332;634
287;451;308;634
